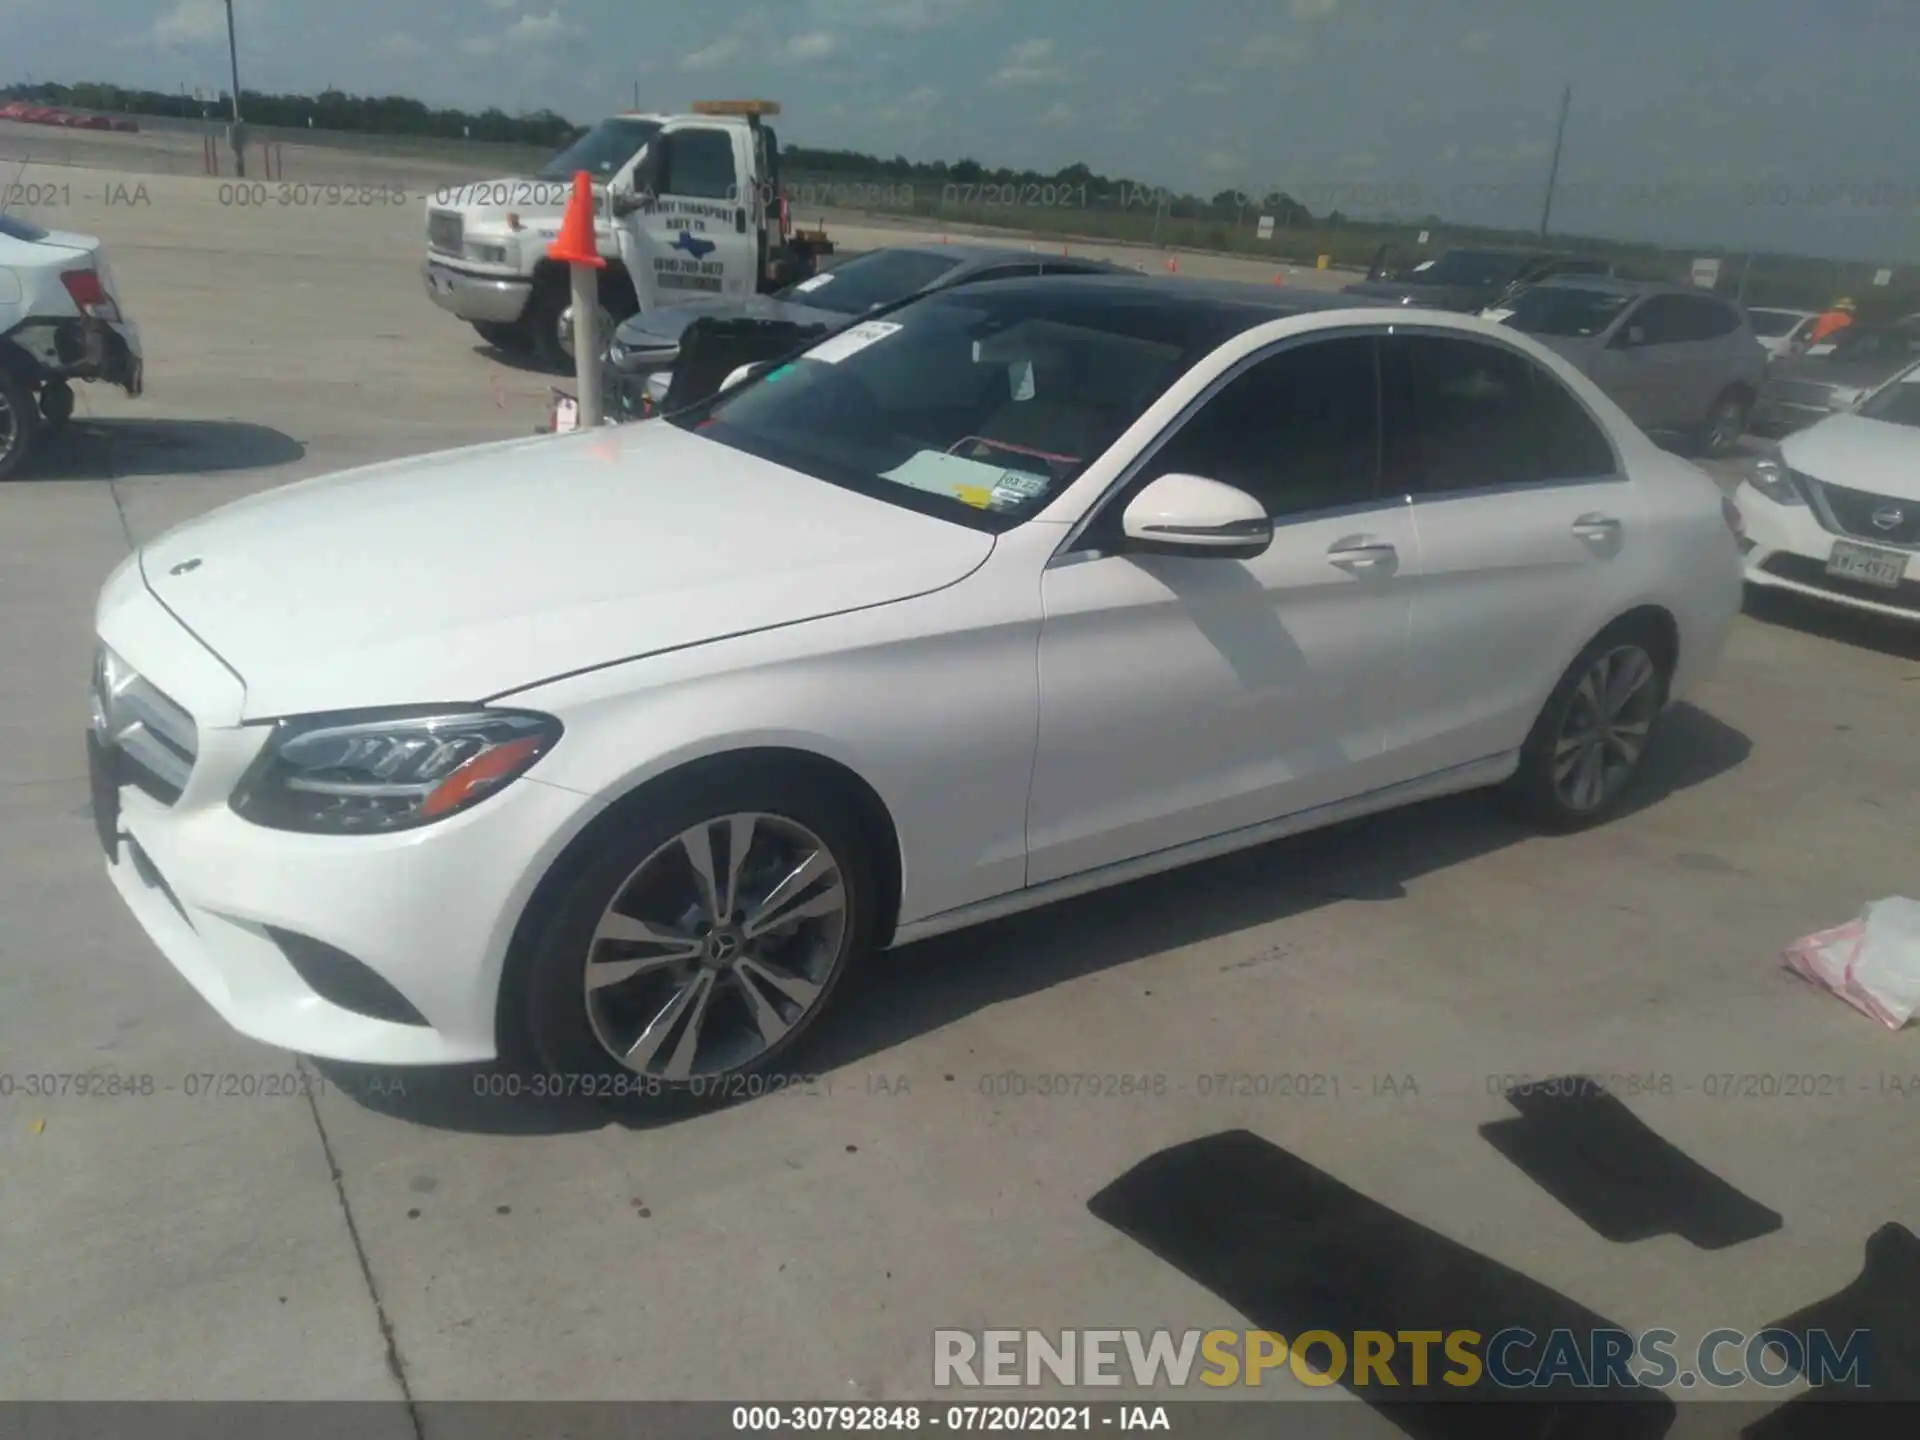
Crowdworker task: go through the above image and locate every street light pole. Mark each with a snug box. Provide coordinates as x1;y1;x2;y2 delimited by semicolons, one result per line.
1538;83;1571;239
224;0;246;178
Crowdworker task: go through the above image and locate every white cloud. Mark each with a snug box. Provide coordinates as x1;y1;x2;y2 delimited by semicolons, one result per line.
680;34;746;71
1513;139;1550;159
808;0;976;30
1290;0;1340;18
461;34;502;56
1461;31;1495;52
989;37;1064;87
376;33;429;61
507;9;577;44
1193;78;1235;96
1230;32;1310;69
483;0;517;11
1439;142;1460;163
787;31;838;60
1202;150;1242;175
153;0;226;46
1038;101;1074;126
876;85;940;123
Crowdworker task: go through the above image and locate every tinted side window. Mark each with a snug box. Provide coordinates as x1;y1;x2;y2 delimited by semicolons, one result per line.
664;128;737;200
1633;296;1692;345
961;263;1045;284
1383;334;1615;494
1672;295;1737;341
1142;336;1381;519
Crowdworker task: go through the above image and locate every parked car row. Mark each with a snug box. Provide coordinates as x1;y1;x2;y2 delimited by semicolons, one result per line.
0;101;138;132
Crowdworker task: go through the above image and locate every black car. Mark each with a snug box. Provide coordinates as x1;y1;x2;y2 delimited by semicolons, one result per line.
1342;247;1612;313
607;243;1131;416
1753;322;1920;434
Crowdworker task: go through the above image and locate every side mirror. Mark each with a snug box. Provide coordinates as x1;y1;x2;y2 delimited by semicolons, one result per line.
609;190;651;219
1121;474;1273;560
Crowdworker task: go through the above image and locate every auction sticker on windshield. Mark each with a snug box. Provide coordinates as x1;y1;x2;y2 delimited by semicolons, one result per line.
792;272;835;293
805;320;903;364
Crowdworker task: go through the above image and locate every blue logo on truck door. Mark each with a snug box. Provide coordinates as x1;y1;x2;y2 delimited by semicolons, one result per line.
671;230;717;260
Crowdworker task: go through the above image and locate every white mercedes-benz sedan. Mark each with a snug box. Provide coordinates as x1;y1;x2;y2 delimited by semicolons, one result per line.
90;276;1743;1103
1737;358;1920;622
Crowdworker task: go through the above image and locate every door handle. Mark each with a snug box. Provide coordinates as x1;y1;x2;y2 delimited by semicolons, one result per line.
1327;537;1399;572
1571;513;1622;540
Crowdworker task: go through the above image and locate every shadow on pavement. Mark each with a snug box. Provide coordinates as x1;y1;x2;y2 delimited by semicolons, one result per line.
20;418;306;480
1741;586;1920;663
325;701;1750;1136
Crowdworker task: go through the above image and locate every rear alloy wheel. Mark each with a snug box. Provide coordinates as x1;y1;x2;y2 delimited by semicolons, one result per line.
0;368;40;481
1697;388;1750;458
1506;627;1669;831
517;770;874;1107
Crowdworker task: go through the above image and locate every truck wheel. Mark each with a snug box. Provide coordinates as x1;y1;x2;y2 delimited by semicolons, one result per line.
526;285;573;372
0;368;40;481
472;320;531;353
38;379;75;433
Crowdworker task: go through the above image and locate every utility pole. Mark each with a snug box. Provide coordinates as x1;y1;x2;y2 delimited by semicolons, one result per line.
1538;83;1571;239
224;0;246;178
633;80;641;110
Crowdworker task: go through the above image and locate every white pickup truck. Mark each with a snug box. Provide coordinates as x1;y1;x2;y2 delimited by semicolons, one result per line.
422;100;834;370
1;213;143;480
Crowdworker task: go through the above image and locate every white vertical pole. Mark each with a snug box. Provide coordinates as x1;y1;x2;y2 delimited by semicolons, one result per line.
571;266;602;427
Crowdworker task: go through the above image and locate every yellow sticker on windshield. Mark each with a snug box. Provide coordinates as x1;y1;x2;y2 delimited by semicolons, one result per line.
953;485;994;509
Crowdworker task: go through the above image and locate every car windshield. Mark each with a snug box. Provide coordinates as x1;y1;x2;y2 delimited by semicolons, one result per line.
0;214;51;243
1858;369;1920;428
1746;309;1806;338
1501;286;1636;338
672;289;1202;532
1410;250;1526;287
775;250;963;315
536;117;662;181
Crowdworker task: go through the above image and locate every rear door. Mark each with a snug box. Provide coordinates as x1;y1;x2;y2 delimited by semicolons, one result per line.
633;123;758;308
1383;331;1643;774
1601;293;1693;429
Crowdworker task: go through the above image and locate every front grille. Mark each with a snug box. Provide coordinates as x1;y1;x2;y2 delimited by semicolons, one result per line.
427;209;463;255
91;645;198;804
1761;552;1920;613
1803;478;1920;550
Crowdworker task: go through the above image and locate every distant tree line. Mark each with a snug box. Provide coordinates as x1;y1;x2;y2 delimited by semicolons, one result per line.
6;78;1328;223
1;80;579;148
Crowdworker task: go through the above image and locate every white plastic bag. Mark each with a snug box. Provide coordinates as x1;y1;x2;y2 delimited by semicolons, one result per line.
1783;897;1920;1030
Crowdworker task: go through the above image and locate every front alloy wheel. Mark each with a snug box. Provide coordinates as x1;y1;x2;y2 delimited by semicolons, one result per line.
515;767;874;1106
584;813;848;1081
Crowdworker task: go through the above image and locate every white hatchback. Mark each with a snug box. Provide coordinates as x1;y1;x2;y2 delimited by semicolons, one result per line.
90;276;1743;1103
1739;359;1920;621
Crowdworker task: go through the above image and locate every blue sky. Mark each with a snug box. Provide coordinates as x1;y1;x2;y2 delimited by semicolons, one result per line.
8;0;1919;261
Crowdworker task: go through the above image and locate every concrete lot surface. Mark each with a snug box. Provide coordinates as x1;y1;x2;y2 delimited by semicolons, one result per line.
2;146;1917;1433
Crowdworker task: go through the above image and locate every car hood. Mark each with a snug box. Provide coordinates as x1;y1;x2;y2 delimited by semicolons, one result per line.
1780;412;1920;501
1340;279;1496;311
431;175;617;256
138;423;995;720
1765;356;1905;389
613;296;846;354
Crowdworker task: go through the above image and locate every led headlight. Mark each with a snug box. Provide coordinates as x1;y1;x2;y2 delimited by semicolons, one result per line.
1746;454;1806;507
231;708;562;834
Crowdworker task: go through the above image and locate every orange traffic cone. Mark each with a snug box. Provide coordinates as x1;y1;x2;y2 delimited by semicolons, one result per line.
547;171;606;269
1272;272;1285;285
1164;256;1177;272
1061;245;1069;255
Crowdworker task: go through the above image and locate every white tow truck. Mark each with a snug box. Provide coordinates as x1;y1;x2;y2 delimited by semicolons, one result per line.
423;99;835;370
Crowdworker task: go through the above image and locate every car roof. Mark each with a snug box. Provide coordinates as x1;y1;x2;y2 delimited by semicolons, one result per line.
1526;274;1703;299
866;242;1123;272
920;273;1372;348
1747;305;1816;317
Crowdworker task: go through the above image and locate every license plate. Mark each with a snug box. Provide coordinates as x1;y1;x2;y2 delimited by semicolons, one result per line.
87;733;120;860
1826;540;1910;589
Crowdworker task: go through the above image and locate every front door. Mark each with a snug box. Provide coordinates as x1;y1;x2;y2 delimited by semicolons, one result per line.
1380;330;1644;774
1026;333;1421;885
624;124;759;311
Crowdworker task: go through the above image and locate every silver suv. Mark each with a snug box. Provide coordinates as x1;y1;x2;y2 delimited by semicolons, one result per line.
1495;277;1768;456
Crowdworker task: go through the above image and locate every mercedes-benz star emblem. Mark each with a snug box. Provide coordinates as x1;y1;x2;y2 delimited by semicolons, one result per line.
169;558;203;576
1870;506;1905;532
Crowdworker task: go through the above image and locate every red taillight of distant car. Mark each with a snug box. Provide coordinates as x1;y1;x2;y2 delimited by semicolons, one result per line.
60;269;121;322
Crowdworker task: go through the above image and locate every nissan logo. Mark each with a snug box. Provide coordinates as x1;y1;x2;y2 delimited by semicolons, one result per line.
1870;506;1906;532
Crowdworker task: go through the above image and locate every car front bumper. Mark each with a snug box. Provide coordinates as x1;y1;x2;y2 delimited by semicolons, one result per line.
1737;482;1920;621
93;570;593;1065
423;260;532;325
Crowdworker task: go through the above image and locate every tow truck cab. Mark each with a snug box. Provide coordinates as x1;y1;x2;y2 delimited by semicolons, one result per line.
422;100;833;368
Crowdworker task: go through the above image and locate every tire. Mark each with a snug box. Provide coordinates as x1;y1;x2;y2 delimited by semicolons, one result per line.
1695;386;1752;458
1504;618;1672;832
38;378;75;433
512;763;877;1111
0;367;40;481
525;283;572;373
471;319;530;353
